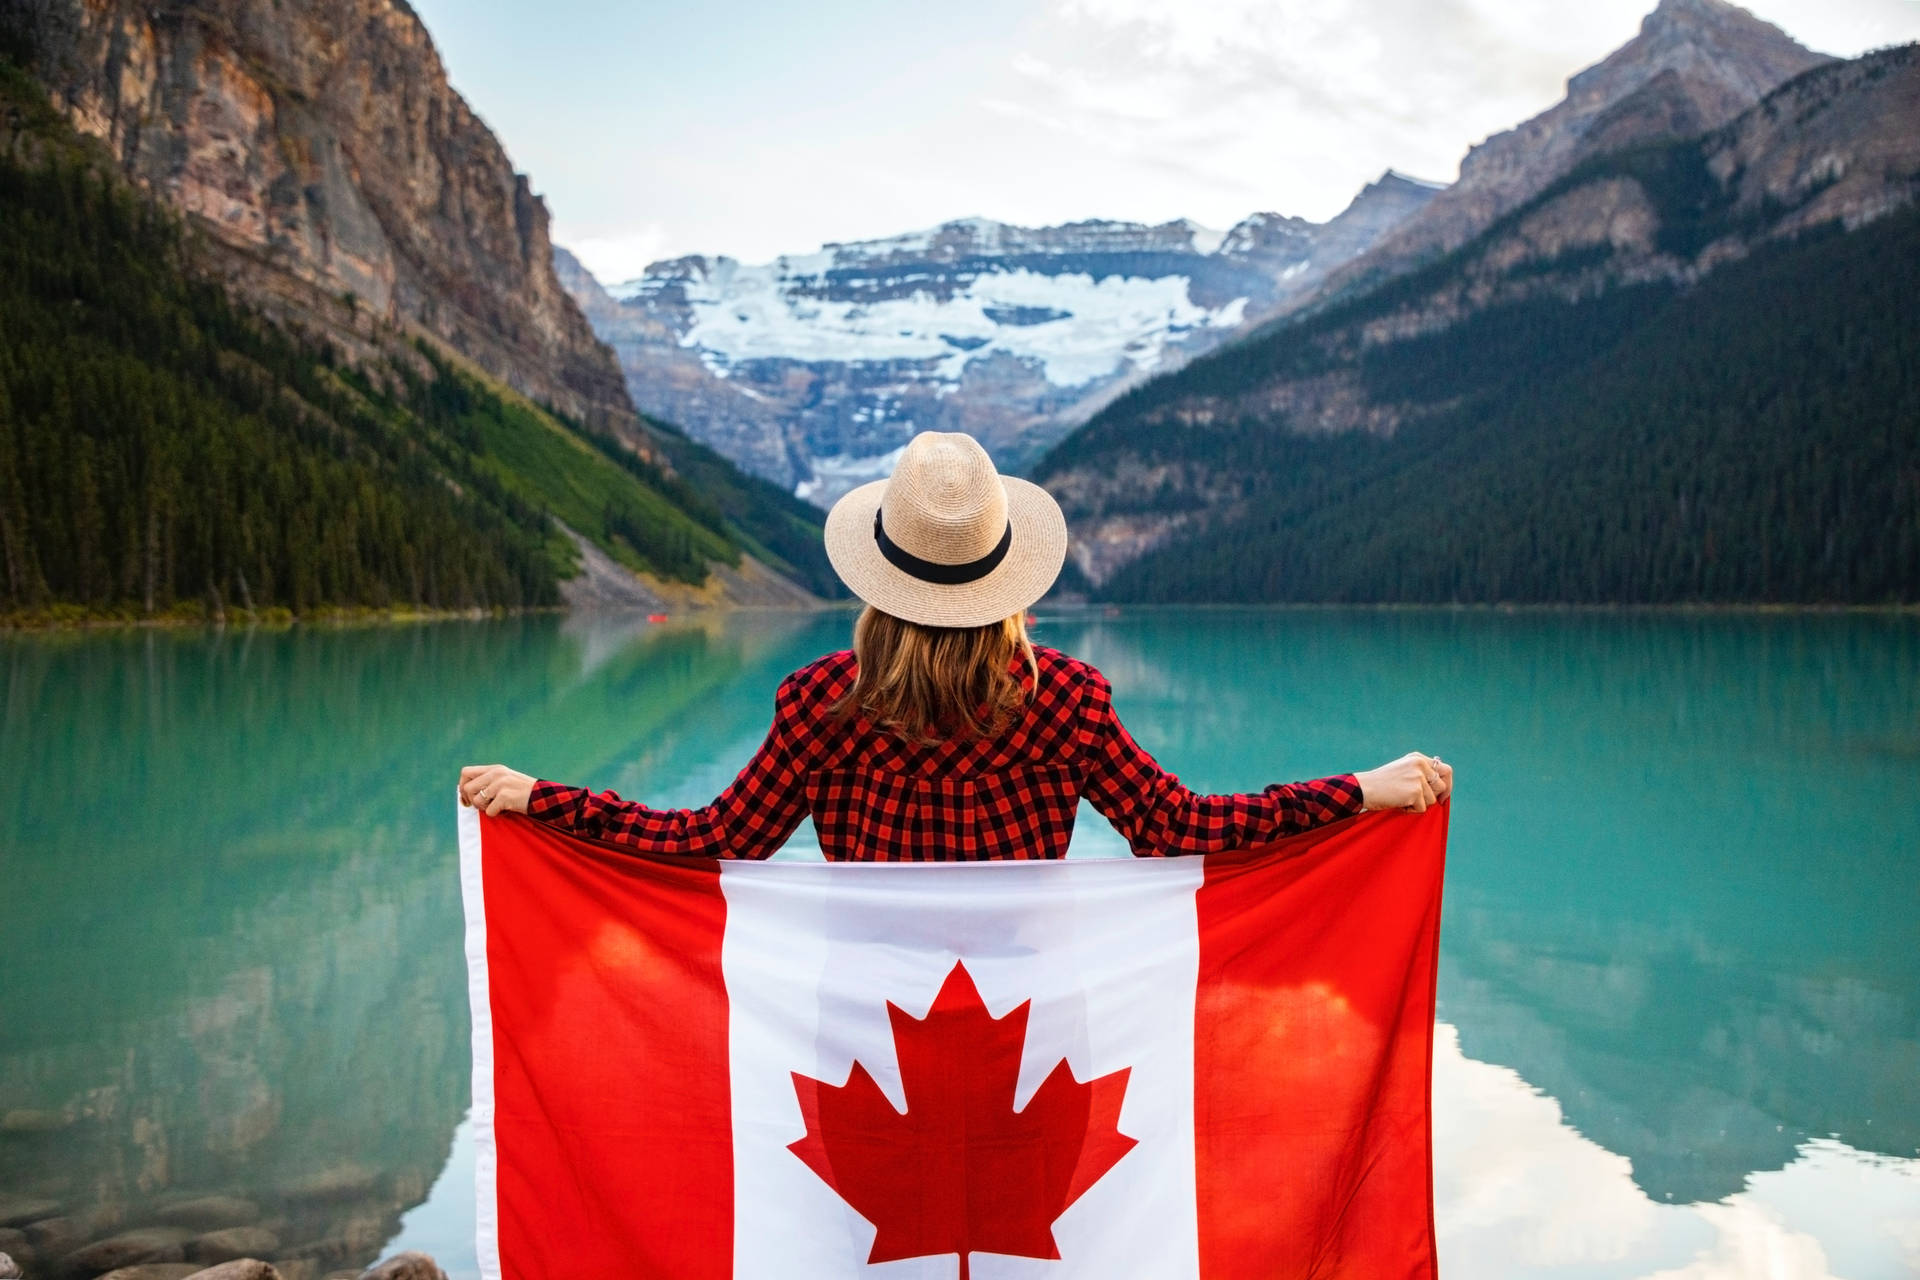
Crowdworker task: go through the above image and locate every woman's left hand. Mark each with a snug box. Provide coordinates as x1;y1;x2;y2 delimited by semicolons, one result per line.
459;764;536;817
1354;752;1453;813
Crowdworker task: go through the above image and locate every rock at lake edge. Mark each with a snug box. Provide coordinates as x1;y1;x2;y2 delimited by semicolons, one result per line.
61;1227;195;1273
188;1227;280;1264
0;1109;72;1133
0;1198;60;1229
182;1261;282;1280
154;1198;262;1231
23;1216;83;1259
358;1254;447;1280
272;1165;380;1204
95;1265;203;1280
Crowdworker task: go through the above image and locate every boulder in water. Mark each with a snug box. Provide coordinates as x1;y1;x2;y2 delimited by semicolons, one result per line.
359;1254;447;1280
0;1109;72;1133
188;1228;280;1265
154;1199;261;1232
61;1226;195;1274
182;1262;282;1280
0;1197;61;1229
272;1167;379;1204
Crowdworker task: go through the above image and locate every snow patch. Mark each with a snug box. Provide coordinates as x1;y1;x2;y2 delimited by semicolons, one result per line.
794;444;909;508
666;263;1245;390
1182;219;1229;255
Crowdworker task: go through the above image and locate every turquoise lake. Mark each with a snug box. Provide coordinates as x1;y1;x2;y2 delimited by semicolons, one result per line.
2;608;1917;1277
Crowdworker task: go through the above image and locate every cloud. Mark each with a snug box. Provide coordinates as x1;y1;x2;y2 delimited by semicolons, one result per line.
431;0;1920;267
559;223;672;284
985;0;1920;223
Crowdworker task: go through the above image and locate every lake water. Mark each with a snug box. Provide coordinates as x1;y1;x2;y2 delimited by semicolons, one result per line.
2;608;1917;1278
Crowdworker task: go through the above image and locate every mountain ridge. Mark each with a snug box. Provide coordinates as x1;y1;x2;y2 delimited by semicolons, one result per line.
1031;43;1920;603
1293;0;1832;319
558;170;1443;503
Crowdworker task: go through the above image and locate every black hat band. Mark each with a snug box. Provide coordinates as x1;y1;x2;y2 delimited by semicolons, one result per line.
873;509;1013;585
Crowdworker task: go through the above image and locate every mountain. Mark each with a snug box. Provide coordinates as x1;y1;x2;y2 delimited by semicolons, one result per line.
1033;45;1920;604
0;4;832;618
15;0;641;438
1302;0;1831;311
558;173;1442;504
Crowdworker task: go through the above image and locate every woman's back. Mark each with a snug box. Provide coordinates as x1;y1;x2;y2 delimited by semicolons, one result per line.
778;643;1089;861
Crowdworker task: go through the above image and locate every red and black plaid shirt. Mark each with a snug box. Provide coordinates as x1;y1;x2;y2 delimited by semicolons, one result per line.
527;645;1364;862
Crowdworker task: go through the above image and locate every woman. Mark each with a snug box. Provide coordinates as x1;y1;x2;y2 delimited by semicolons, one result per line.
460;432;1451;857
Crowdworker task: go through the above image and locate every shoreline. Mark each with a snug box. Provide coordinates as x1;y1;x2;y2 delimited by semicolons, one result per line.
0;603;569;633
5;596;1916;634
0;600;848;634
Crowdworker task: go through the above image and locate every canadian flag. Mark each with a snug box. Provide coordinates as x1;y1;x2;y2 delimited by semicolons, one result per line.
458;803;1447;1280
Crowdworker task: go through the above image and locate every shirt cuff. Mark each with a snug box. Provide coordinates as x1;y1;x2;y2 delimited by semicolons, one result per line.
1321;773;1367;820
527;780;585;826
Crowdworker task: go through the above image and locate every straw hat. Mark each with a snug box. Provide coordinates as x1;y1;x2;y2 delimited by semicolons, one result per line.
823;431;1067;628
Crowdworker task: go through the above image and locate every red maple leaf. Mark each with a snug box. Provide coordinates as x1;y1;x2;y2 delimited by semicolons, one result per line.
788;961;1137;1280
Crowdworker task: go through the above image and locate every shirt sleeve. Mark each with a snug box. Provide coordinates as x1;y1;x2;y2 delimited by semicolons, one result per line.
1074;670;1364;857
523;673;812;860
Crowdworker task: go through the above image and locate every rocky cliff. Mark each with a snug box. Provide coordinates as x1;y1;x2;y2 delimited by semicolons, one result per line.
559;172;1442;503
18;0;636;436
1307;0;1829;309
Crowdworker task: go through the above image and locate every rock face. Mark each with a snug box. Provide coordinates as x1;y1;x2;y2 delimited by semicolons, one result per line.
560;174;1441;502
1038;42;1920;587
22;0;636;435
1312;0;1830;302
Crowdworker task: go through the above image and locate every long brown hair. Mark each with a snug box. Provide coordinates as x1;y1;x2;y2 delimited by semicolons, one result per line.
834;607;1038;743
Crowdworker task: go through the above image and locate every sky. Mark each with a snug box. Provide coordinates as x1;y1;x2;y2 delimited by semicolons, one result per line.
406;0;1920;282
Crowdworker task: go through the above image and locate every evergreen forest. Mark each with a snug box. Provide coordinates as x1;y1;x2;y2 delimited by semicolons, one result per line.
1071;207;1920;604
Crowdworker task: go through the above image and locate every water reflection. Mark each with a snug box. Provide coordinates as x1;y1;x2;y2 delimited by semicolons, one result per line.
1432;1025;1920;1278
2;608;1915;1278
0;614;814;1275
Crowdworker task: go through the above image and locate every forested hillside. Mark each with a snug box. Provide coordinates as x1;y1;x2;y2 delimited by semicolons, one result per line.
0;60;832;622
1099;206;1920;603
1037;46;1920;604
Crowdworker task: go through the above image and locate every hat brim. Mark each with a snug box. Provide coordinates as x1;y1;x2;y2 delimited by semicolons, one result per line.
823;476;1068;628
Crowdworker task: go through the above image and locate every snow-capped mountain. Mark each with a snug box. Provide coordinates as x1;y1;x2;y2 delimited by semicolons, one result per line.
557;172;1441;504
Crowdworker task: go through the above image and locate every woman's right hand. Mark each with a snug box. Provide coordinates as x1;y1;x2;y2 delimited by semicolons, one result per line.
1354;752;1452;813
